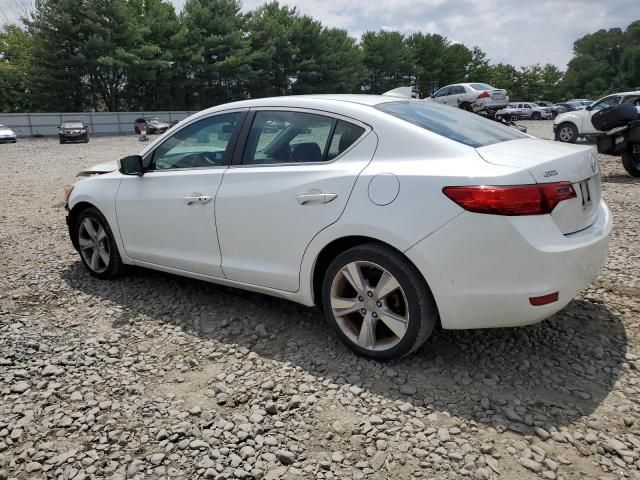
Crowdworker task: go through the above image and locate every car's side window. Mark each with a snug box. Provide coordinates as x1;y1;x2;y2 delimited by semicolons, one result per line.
450;86;463;95
242;111;335;165
151;112;242;170
592;96;621;111
434;87;450;98
327;121;366;160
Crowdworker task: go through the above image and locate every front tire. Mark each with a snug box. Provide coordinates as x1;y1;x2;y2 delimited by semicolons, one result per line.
75;207;125;279
532;112;541;120
321;243;438;360
622;149;640;177
556;122;578;143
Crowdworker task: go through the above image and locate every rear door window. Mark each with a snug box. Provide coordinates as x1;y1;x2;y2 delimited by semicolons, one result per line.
376;101;527;148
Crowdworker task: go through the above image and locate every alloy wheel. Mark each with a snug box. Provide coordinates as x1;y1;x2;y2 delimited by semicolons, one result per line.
330;261;409;351
78;217;110;273
559;126;574;142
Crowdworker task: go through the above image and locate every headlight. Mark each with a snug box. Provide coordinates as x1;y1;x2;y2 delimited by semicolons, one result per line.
63;185;74;203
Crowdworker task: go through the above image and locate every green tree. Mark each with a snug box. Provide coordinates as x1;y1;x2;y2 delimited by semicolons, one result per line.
0;24;32;112
361;30;413;94
123;0;182;110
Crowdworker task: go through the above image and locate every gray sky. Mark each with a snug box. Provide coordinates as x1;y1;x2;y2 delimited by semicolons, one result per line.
2;0;638;68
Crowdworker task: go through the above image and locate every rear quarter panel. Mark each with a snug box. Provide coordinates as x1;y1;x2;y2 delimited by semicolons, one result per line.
298;117;537;305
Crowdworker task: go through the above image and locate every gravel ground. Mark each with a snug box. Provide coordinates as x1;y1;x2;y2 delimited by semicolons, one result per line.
1;121;639;480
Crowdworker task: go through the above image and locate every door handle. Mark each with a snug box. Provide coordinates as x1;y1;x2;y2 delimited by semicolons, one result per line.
296;193;338;205
184;194;212;205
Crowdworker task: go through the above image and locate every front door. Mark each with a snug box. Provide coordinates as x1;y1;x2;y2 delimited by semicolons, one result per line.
581;95;621;134
216;109;377;292
115;110;245;277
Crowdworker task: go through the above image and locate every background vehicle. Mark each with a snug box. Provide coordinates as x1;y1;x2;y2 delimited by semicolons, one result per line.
65;95;610;360
535;101;560;119
134;117;170;134
568;99;594;107
554;91;640;143
497;102;552;120
426;83;509;112
0;124;17;143
59;121;89;144
555;102;578;114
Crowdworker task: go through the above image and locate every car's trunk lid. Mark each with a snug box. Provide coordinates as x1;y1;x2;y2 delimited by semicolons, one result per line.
476;138;600;234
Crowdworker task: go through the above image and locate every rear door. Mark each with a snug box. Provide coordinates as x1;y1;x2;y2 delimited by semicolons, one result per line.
448;85;465;107
215;108;376;292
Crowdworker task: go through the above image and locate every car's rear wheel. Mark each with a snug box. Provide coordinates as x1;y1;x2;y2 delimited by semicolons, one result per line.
459;102;473;112
556;122;578;143
75;207;125;279
532;112;541;120
622;149;640;177
321;243;438;360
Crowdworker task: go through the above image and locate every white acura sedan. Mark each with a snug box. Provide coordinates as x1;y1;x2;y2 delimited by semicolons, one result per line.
65;95;611;360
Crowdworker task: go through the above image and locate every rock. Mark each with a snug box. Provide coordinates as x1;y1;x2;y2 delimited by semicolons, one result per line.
70;391;83;401
534;427;550;440
289;395;302;409
437;428;450;442
331;451;344;463
10;381;29;394
275;450;295;465
369;415;384;425
399;384;417;395
25;462;42;473
189;440;209;449
518;457;542;473
149;453;165;465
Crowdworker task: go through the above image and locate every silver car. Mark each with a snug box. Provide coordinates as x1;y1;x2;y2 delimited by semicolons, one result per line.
0;124;17;143
497;102;552;120
426;83;509;112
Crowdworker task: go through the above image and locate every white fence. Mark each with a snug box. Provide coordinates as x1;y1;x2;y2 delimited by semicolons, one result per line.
0;111;197;137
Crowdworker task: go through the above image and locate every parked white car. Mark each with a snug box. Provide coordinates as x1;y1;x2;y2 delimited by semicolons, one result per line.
426;83;509;112
554;91;640;142
65;95;611;359
0;124;17;143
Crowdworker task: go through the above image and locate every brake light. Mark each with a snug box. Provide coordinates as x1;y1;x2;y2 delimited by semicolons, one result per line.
477;91;490;99
442;182;576;216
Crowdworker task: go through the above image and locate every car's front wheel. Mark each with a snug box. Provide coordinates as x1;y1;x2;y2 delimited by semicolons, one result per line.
532;112;541;120
556;122;579;143
321;243;438;360
75;207;125;279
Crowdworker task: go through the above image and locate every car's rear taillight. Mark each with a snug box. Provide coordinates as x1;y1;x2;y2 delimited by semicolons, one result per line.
477;91;490;99
442;182;576;216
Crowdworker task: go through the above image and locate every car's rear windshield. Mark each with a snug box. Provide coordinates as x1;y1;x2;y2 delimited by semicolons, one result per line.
376;101;527;148
469;83;494;91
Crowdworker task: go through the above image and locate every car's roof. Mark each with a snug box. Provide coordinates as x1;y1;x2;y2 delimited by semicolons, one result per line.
194;95;402;120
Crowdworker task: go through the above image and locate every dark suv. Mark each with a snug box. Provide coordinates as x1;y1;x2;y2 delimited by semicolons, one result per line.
59;121;89;144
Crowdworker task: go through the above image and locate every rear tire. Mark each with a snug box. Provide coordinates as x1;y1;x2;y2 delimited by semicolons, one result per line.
321;243;438;360
74;207;126;279
556;122;578;143
532;112;541;120
622;149;640;177
459;102;473;112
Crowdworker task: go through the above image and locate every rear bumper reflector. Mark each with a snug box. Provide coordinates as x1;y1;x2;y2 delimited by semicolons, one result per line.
529;292;559;306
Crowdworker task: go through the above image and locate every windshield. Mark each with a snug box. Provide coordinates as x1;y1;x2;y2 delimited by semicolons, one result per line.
469;83;495;91
376;101;527;148
63;121;83;129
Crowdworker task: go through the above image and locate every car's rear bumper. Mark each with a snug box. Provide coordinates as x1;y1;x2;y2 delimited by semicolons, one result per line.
405;200;611;329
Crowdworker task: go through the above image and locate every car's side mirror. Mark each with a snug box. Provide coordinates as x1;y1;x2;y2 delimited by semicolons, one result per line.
586;105;593;111
118;155;144;177
430;94;435;99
